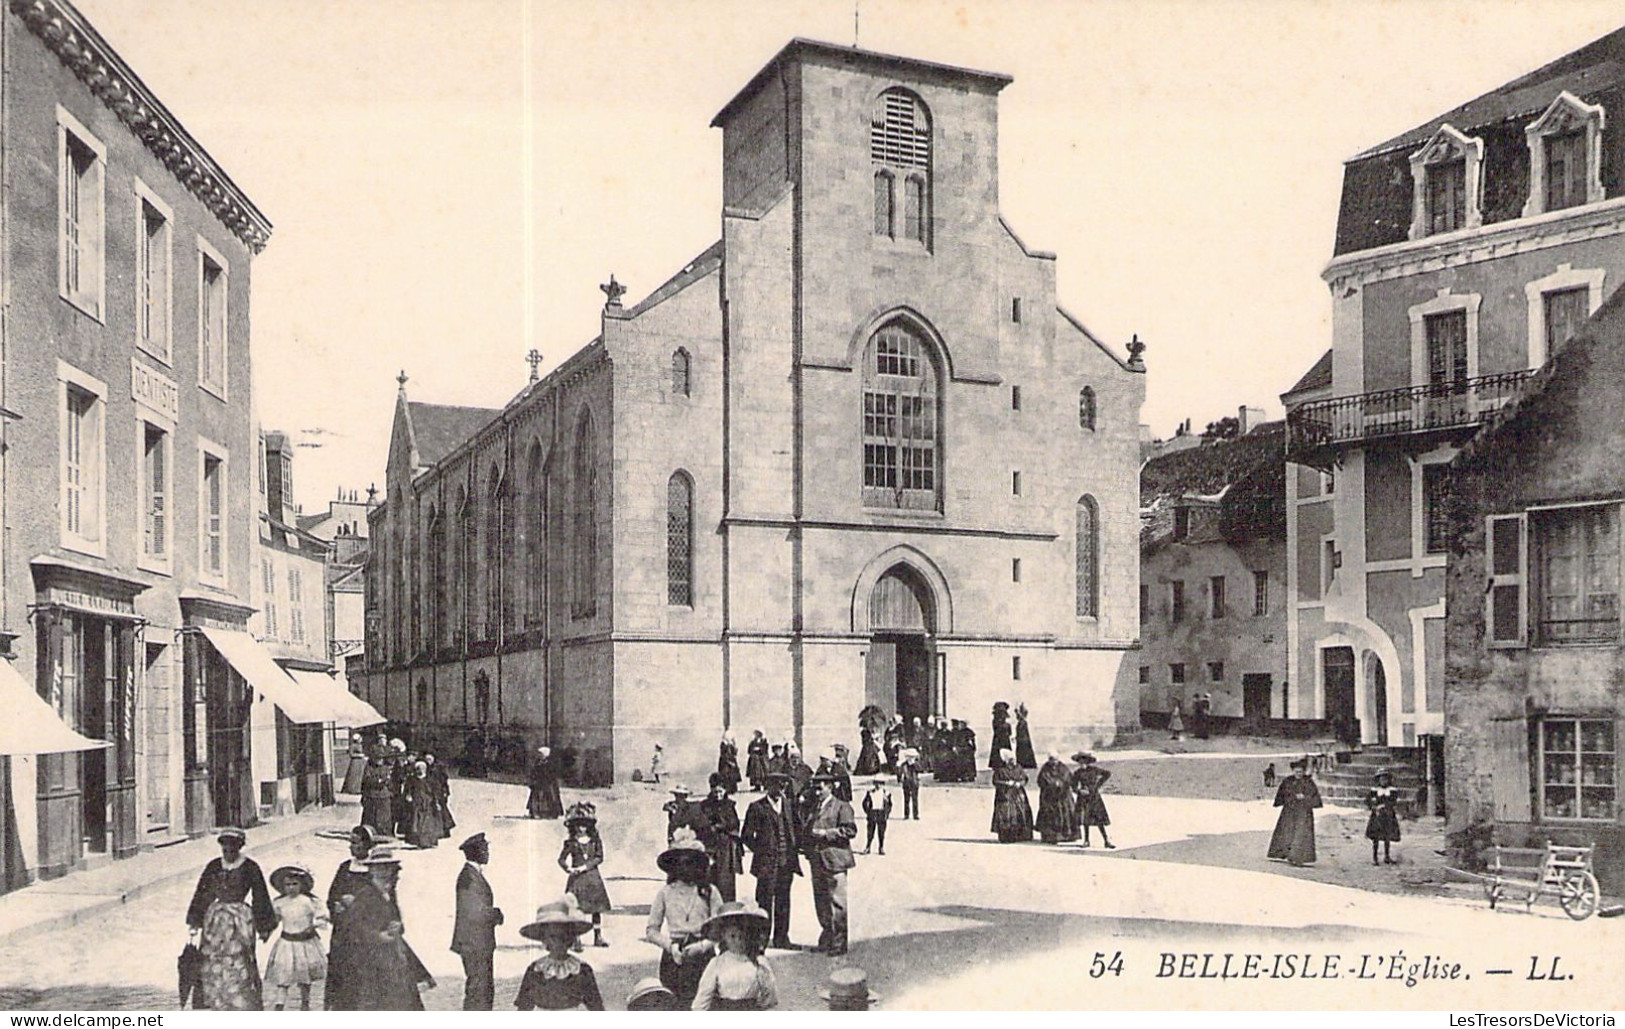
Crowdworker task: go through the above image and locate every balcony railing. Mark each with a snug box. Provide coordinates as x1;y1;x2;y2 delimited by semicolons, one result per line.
1286;369;1536;461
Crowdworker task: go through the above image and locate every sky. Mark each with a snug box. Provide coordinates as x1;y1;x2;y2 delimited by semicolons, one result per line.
72;0;1625;512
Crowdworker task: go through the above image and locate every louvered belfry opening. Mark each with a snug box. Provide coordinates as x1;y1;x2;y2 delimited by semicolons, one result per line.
871;89;931;244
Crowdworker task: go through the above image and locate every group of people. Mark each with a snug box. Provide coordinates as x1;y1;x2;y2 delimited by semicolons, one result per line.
989;750;1116;847
1265;758;1403;868
355;734;456;849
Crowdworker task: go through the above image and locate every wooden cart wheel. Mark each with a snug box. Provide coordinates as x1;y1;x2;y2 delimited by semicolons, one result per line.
1559;870;1599;920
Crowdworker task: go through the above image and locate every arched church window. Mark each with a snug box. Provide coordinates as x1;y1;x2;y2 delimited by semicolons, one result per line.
871;89;931;247
862;321;942;511
1079;387;1097;431
671;348;691;397
1076;495;1099;618
572;408;598;618
667;472;694;607
526;443;546;627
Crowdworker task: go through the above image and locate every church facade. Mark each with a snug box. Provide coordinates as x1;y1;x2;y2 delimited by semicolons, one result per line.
353;40;1147;785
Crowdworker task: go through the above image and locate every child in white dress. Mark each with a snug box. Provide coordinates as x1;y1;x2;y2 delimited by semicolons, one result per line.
691;901;776;1010
264;864;327;1010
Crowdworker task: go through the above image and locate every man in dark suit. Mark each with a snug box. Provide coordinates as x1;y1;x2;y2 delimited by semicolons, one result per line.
803;772;858;955
450;832;503;1010
741;770;802;949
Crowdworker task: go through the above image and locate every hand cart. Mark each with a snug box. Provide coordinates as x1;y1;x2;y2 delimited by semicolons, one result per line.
1474;841;1600;920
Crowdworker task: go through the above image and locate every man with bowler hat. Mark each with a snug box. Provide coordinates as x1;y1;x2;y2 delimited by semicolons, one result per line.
451;832;504;1009
803;771;858;955
740;771;802;949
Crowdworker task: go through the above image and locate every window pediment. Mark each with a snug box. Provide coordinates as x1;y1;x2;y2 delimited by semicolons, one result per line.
1408;124;1484;240
1524;91;1606;217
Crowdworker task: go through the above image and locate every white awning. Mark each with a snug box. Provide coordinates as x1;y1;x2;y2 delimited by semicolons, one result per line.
200;627;333;725
286;669;384;729
0;657;109;755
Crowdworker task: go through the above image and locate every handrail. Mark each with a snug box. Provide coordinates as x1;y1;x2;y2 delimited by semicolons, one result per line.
1286;369;1536;455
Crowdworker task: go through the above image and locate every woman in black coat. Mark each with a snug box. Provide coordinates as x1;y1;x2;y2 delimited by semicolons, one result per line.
526;746;565;819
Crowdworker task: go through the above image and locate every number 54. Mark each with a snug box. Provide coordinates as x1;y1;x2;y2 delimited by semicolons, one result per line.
1090;952;1124;978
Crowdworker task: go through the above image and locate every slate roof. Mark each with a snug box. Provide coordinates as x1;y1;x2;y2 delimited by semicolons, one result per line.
407;402;501;468
1283;349;1332;398
1141;421;1287;505
1356;27;1625;159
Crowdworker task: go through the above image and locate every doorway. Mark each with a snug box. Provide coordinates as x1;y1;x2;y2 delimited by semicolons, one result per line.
1322;646;1358;744
864;564;937;724
204;644;254;829
1365;653;1388;746
80;623;108;854
1242;673;1273;728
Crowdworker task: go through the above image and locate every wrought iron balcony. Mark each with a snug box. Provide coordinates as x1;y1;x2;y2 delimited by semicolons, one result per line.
1286;369;1537;464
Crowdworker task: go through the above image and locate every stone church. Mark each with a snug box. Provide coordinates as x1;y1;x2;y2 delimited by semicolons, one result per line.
353;39;1147;784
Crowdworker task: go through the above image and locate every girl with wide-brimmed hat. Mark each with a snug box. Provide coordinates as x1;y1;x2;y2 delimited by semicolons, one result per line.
645;827;721;1006
691;901;777;1010
1071;752;1115;848
559;802;611;948
1365;768;1403;864
265;863;326;1010
514;897;605;1010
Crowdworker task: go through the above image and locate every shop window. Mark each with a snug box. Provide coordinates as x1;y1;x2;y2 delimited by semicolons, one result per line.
1539;718;1615;821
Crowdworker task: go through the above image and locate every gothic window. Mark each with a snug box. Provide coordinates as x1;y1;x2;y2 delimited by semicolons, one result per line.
427;506;445;651
1076;495;1099;618
873;170;895;238
452;486;468;648
671;348;691;397
572;408;598;618
862;321;941;511
667;472;694;607
485;466;504;641
871;89;931;247
1079;387;1097;431
527;443;547;627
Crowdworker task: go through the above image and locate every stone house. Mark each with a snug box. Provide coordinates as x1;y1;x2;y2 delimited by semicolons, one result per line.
1445;284;1624;896
1139;413;1287;729
353;39;1147;785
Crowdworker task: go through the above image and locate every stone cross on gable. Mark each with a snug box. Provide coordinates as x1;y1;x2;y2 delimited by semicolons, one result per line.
1126;333;1147;370
600;274;626;308
526;349;544;382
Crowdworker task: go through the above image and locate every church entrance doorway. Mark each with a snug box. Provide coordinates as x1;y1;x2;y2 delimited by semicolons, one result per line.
863;565;937;724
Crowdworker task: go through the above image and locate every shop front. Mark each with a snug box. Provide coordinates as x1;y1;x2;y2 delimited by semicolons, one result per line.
28;558;147;878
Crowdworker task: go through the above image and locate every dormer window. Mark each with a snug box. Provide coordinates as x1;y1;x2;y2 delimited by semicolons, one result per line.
1523;91;1606;218
1408;124;1483;240
871;89;931;247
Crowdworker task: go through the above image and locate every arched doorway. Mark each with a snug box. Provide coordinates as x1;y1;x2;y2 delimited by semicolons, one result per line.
1364;652;1389;746
864;565;937;725
1322;645;1357;745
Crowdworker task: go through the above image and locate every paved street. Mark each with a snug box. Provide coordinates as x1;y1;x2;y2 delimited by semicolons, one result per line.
0;769;1619;1010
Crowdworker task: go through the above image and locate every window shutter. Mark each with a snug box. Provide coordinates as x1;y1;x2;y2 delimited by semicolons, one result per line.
1491;717;1532;822
1485;514;1527;647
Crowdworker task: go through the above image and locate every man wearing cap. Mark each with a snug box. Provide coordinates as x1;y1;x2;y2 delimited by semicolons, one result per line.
803;772;858;955
451;832;504;1010
897;748;921;820
741;771;802;949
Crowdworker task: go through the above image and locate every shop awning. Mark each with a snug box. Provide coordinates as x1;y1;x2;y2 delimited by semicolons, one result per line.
200;627;333;725
0;657;109;755
286;669;384;729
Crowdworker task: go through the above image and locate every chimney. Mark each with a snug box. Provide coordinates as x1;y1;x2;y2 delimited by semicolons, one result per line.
1238;405;1265;435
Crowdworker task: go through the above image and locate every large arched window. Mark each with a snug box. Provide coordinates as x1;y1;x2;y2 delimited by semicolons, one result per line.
862;321;942;511
452;486;468;648
1076;495;1099;618
572;408;598;618
871;89;930;246
1079;387;1097;431
671;349;691;397
426;505;445;651
526;442;547;627
391;489;405;662
485;466;504;641
667;472;694;607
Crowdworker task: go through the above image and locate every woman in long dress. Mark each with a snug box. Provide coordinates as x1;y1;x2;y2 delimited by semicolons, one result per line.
1072;753;1115;848
990;750;1034;843
1034;753;1079;843
426;753;454;838
716;735;742;794
694;775;743;902
324;826;376;1010
853;727;882;776
406;762;444;847
744;730;769;791
184;828;275;1010
560;803;612;948
1267;758;1322;866
340;733;368;795
526;746;565;819
1014;704;1037;769
989;703;1013;770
